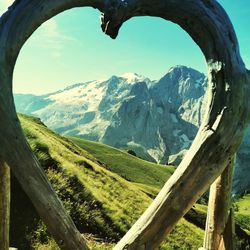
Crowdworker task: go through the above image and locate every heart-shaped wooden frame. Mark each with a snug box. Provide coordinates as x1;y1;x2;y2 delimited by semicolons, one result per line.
0;0;249;249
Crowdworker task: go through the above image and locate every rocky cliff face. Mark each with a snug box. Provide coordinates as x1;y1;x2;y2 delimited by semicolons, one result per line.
102;66;207;164
14;66;250;194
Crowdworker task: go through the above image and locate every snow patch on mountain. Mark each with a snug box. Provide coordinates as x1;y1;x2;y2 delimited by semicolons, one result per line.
14;66;250;194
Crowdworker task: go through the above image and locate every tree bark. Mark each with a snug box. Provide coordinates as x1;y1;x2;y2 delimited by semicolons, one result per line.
219;208;236;250
0;161;10;250
0;2;105;249
203;156;235;250
101;1;250;249
0;1;249;250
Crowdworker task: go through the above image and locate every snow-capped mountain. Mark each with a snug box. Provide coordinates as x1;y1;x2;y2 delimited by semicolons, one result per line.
15;67;205;163
14;66;250;193
16;73;151;141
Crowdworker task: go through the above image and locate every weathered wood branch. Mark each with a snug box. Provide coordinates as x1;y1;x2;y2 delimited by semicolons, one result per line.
101;1;250;249
0;1;249;250
203;156;235;250
0;87;90;250
0;161;10;250
219;208;236;250
0;1;105;249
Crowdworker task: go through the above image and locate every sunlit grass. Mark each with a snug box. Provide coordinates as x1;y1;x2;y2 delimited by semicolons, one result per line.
14;114;207;249
68;136;175;189
236;194;250;216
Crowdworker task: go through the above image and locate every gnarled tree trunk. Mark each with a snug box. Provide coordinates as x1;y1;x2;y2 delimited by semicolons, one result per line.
203;156;235;250
101;1;250;249
0;161;10;250
0;1;104;249
0;1;249;250
221;208;236;250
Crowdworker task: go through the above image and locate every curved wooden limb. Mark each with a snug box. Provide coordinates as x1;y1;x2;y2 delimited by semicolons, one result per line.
0;90;90;250
0;159;10;250
0;1;249;250
0;1;105;250
101;1;250;249
220;208;236;250
0;161;10;250
203;156;235;250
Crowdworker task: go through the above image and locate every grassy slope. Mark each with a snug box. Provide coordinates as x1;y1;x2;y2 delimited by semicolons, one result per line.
14;114;250;249
235;194;250;235
68;135;250;247
12;114;205;249
19;114;151;234
236;194;250;216
68;136;175;189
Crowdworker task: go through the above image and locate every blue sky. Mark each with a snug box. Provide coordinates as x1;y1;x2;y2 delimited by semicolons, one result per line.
0;0;249;94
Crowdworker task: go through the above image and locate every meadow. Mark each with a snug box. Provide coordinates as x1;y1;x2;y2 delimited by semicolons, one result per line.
10;114;249;249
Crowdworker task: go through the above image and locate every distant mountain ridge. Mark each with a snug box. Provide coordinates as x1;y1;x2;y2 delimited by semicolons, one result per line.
14;65;250;194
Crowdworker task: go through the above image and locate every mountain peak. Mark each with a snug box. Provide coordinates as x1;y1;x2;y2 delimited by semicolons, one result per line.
168;65;189;72
167;65;204;76
121;72;139;78
119;72;148;84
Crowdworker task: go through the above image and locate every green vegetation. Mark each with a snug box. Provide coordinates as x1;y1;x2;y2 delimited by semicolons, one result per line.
235;194;250;216
15;114;151;247
161;219;204;250
34;237;114;250
10;114;249;249
68;136;175;189
194;194;250;236
235;194;250;235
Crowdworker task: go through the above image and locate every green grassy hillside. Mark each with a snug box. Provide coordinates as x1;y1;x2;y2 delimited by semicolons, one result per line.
236;194;250;216
10;114;249;249
14;114;148;247
235;194;250;236
68;137;175;189
67;136;250;247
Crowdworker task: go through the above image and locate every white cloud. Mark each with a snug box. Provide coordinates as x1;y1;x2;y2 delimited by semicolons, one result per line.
40;20;63;51
0;0;14;16
0;2;65;57
42;19;60;39
30;19;76;59
0;1;76;59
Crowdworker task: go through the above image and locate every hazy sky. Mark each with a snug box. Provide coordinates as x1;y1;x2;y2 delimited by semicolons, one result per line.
0;0;249;94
